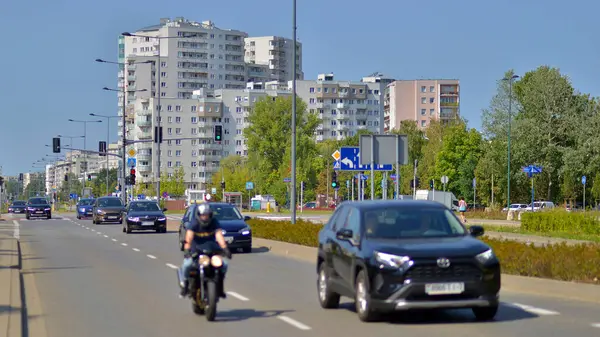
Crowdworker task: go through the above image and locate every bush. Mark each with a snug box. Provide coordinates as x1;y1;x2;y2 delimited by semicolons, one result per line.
247;218;600;284
521;209;600;235
454;209;507;220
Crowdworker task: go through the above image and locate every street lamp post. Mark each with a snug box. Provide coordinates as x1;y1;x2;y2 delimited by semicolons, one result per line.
67;119;102;191
90;113;120;195
97;59;150;204
291;0;298;224
502;74;519;210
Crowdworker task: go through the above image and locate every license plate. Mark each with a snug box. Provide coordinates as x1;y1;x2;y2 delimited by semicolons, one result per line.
36;211;44;214
108;216;118;219
225;237;234;243
141;221;154;226
425;282;465;295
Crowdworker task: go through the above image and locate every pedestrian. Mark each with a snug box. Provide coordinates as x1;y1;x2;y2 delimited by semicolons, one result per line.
458;196;467;223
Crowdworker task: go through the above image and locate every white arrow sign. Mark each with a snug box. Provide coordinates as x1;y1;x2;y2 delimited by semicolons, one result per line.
341;157;354;168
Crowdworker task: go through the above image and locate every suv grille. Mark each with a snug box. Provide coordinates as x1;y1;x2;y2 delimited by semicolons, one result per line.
405;263;482;282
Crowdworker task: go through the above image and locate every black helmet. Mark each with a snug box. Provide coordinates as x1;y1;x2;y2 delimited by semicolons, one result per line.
196;203;213;228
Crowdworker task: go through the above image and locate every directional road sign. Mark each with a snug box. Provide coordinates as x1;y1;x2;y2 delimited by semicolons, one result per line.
582;176;587;185
245;182;254;190
283;177;291;183
339;147;393;171
127;158;137;167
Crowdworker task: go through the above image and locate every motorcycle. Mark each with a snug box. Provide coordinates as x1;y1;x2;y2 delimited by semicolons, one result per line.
183;244;226;321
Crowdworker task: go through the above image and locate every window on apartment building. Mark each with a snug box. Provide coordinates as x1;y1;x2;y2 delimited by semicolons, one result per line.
430;109;435;116
176;150;181;157
191;162;197;167
175;128;181;134
161;82;166;87
430;86;435;92
191;106;196;112
175;140;182;145
175;117;181;123
167;161;172;167
421;109;426;116
421;120;426;127
191;128;197;135
167;150;172;157
175;105;181;112
191;117;197;123
421;86;426;93
167;117;172;123
430;97;435;104
192;150;197;156
421;97;426;104
167;105;172;111
168;128;172;135
161;72;167;77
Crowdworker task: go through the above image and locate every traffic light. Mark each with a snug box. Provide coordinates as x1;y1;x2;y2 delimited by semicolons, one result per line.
301;181;306;190
52;137;61;153
220;181;225;189
64;174;68;182
154;126;163;143
410;177;421;188
331;171;338;189
214;125;223;142
430;179;434;189
18;173;23;181
0;176;4;187
99;141;107;156
130;168;136;185
87;174;92;181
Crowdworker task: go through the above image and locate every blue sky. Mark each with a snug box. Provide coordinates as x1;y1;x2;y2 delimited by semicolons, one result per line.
1;0;599;176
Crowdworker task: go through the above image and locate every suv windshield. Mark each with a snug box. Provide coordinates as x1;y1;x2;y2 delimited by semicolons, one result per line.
97;198;123;207
209;204;243;221
79;199;94;206
364;207;467;239
12;201;26;206
28;198;49;205
129;202;160;212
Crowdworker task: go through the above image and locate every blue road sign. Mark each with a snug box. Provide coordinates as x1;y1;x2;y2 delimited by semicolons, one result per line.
69;193;78;200
582;176;587;185
472;177;476;188
354;174;369;180
246;182;254;190
390;174;397;179
283;177;291;183
339;147;393;171
333;161;341;170
138;194;146;200
127;158;137;167
522;165;543;178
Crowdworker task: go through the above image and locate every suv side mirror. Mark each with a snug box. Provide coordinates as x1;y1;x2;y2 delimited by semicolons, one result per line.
469;225;484;237
336;228;353;240
244;216;251;221
163;208;168;212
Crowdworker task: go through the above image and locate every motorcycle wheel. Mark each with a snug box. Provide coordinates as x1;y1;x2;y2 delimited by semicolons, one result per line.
192;288;205;315
205;280;218;321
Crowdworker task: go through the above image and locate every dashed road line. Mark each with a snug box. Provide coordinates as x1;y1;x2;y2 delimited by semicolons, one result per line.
132;248;140;252
103;235;109;238
507;303;559;315
146;254;157;259
13;220;20;240
227;292;249;301
111;238;117;242
121;243;128;246
277;316;311;330
591;323;600;328
165;263;178;269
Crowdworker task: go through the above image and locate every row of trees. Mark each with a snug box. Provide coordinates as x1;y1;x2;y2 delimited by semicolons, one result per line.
202;65;600;208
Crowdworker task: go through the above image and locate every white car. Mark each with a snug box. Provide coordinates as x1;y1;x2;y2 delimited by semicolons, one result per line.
520;201;555;212
502;203;529;212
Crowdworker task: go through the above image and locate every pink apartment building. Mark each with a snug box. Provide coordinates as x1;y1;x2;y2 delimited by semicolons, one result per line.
383;79;460;132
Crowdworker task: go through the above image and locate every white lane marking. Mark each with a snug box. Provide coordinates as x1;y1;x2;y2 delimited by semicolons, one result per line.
277;316;311;330
12;220;20;240
103;235;109;238
166;263;178;269
111;238;117;242
507;303;559;315
97;232;102;235
146;254;157;259
227;292;249;301
121;243;128;246
132;248;140;252
591;323;600;328
91;229;96;232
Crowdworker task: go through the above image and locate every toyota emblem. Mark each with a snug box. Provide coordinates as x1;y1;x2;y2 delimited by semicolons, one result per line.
437;257;450;268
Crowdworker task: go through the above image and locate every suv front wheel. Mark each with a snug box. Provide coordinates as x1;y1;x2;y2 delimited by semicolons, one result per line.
355;270;377;322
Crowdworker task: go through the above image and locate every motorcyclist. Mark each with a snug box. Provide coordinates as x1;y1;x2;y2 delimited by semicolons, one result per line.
178;202;232;298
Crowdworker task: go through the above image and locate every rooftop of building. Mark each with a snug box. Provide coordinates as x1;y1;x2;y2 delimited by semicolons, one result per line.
135;17;247;35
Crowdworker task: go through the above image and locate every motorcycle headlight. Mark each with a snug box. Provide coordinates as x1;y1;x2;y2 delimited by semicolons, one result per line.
211;255;223;267
239;226;251;235
475;249;495;264
198;255;211;266
128;217;139;222
374;251;411;269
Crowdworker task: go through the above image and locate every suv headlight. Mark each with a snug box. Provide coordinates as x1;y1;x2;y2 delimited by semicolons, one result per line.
475;249;495;264
128;217;139;222
239;226;251;235
374;251;411;269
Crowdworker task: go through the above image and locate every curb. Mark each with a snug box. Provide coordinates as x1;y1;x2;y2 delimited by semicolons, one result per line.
0;234;22;337
251;237;600;305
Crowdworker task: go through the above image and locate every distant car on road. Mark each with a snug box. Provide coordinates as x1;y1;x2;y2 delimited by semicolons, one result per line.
178;202;252;253
502;203;529;212
123;200;167;234
316;199;500;322
92;196;125;224
76;198;95;219
25;197;52;220
8;200;27;214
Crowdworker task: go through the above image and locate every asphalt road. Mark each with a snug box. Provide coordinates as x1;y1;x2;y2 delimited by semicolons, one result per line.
12;214;600;336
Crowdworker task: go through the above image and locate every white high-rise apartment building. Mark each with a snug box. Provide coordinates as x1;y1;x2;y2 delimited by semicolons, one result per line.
244;36;303;83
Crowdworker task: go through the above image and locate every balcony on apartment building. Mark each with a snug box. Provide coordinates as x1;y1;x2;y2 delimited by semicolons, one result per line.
137;153;152;161
197;143;222;151
137;117;152;127
197;154;221;161
137;162;152;172
440;85;459;96
138;131;152;140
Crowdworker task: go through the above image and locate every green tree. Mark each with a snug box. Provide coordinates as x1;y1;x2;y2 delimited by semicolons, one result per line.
165;167;186;197
208;155;252;202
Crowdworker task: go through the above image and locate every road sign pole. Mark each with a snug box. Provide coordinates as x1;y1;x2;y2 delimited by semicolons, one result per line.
583;179;586;212
531;174;535;212
300;181;303;214
370;135;375;200
351;177;354;201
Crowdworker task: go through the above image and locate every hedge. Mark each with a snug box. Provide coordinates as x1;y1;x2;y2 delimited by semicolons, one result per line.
521;209;600;235
247;218;600;284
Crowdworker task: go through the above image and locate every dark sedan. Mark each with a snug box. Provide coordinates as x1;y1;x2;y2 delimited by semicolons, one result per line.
178;202;252;253
92;196;125;224
8;200;27;214
316;200;500;322
123;200;168;233
25;197;52;220
76;198;95;219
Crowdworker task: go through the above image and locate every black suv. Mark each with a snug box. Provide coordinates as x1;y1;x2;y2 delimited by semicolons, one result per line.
25;197;52;220
316;200;500;322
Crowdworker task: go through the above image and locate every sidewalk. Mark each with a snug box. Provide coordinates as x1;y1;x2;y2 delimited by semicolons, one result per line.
0;222;22;337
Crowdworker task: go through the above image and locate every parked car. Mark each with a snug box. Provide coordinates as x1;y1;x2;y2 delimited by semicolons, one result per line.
502;203;529;212
123;200;167;233
76;198;95;219
92;196;125;224
25;197;52;220
316;200;500;322
178;202;252;253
